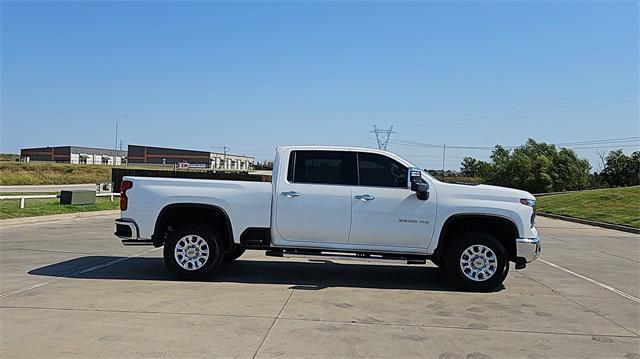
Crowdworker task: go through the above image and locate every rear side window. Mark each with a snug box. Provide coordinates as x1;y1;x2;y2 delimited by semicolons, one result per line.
288;151;356;185
357;152;408;188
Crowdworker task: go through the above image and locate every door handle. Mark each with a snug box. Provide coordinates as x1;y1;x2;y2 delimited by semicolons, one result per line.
354;194;375;201
281;191;301;198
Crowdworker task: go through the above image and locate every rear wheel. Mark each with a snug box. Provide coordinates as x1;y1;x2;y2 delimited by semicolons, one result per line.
446;232;509;292
163;223;223;280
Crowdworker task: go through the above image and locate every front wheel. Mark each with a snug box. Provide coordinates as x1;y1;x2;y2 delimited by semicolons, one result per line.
445;232;509;292
163;223;224;280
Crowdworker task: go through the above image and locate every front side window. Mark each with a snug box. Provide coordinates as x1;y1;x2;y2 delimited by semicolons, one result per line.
357;152;408;188
288;151;357;185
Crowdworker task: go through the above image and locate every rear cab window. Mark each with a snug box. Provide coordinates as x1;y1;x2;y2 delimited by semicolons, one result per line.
287;150;357;185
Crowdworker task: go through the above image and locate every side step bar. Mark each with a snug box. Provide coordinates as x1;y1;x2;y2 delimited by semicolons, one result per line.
265;249;427;265
121;240;154;246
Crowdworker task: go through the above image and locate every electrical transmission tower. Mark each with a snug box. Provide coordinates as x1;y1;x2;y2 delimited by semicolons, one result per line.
370;125;395;150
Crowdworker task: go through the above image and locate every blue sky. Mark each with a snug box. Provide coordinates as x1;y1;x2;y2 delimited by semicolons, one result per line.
1;1;638;170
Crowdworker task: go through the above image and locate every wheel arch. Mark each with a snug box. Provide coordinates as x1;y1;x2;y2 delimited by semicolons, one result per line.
153;203;234;251
433;213;520;265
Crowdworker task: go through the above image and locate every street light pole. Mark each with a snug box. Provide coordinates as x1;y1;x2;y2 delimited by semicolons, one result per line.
114;116;126;166
223;146;229;170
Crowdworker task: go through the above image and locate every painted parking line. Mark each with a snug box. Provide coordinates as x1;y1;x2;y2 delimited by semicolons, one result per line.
539;258;640;304
0;248;159;299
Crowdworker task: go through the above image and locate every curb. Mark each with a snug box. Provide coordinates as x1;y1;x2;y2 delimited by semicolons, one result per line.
537;212;640;234
0;210;120;227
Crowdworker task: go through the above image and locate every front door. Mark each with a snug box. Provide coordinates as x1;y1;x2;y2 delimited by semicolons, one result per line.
274;150;356;245
349;152;436;250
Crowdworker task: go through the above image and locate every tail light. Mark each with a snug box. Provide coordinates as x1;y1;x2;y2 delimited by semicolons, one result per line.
120;180;133;211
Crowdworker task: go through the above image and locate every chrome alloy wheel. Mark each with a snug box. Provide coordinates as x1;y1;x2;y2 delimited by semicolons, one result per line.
174;235;210;271
459;244;498;282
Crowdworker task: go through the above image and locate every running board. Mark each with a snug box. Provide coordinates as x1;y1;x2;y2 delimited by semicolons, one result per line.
265;250;427;265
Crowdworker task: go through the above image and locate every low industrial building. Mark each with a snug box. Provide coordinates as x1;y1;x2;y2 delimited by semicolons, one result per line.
20;146;126;165
127;145;254;170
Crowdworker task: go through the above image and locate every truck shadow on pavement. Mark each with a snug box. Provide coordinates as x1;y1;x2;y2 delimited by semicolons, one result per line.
28;256;504;292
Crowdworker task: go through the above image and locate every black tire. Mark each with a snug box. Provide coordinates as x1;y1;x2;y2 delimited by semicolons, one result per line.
445;232;509;292
223;246;246;262
163;223;224;280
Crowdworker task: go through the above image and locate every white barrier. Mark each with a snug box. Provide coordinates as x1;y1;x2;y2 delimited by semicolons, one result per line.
97;192;120;202
0;193;120;209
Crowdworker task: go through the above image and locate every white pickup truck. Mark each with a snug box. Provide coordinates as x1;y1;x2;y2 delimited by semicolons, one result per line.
115;146;540;291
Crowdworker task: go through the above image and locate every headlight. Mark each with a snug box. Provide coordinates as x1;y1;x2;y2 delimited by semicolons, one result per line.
520;198;535;207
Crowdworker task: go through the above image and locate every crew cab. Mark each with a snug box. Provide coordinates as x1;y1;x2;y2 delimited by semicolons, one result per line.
115;146;540;291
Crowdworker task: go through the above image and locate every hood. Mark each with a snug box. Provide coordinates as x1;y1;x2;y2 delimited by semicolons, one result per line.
438;182;535;202
475;184;535;200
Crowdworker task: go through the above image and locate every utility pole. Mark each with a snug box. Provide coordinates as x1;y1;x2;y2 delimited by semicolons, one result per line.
114;116;126;166
441;144;446;181
370;125;395;150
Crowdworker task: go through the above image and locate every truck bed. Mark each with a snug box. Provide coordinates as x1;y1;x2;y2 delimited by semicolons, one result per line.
122;176;273;242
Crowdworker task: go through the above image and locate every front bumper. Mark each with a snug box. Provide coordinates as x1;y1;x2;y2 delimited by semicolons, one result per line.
516;236;541;268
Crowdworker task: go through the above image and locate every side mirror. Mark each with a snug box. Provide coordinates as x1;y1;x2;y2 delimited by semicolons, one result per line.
412;183;429;200
409;168;429;201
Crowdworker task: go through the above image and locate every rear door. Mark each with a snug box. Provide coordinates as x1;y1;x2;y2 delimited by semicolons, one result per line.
274;150;356;244
349;152;436;250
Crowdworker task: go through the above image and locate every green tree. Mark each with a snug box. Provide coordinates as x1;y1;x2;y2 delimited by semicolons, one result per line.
630;152;640;185
459;138;591;193
486;145;511;187
601;150;640;187
252;160;274;170
551;148;590;191
460;157;482;177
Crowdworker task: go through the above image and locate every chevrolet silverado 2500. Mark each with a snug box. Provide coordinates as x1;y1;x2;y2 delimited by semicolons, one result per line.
115;146;540;291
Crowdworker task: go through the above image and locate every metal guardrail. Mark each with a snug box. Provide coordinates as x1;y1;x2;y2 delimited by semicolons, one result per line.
0;193;120;209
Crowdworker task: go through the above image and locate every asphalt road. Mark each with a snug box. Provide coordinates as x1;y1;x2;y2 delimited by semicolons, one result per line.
0;214;638;358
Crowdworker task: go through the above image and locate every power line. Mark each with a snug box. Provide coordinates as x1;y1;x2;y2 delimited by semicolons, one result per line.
392;139;498;150
391;136;639;151
391;139;442;148
402;88;639;128
554;137;640;146
355;136;373;147
564;143;640;150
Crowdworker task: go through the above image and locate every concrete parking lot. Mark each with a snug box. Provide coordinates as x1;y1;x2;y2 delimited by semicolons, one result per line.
1;214;638;358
